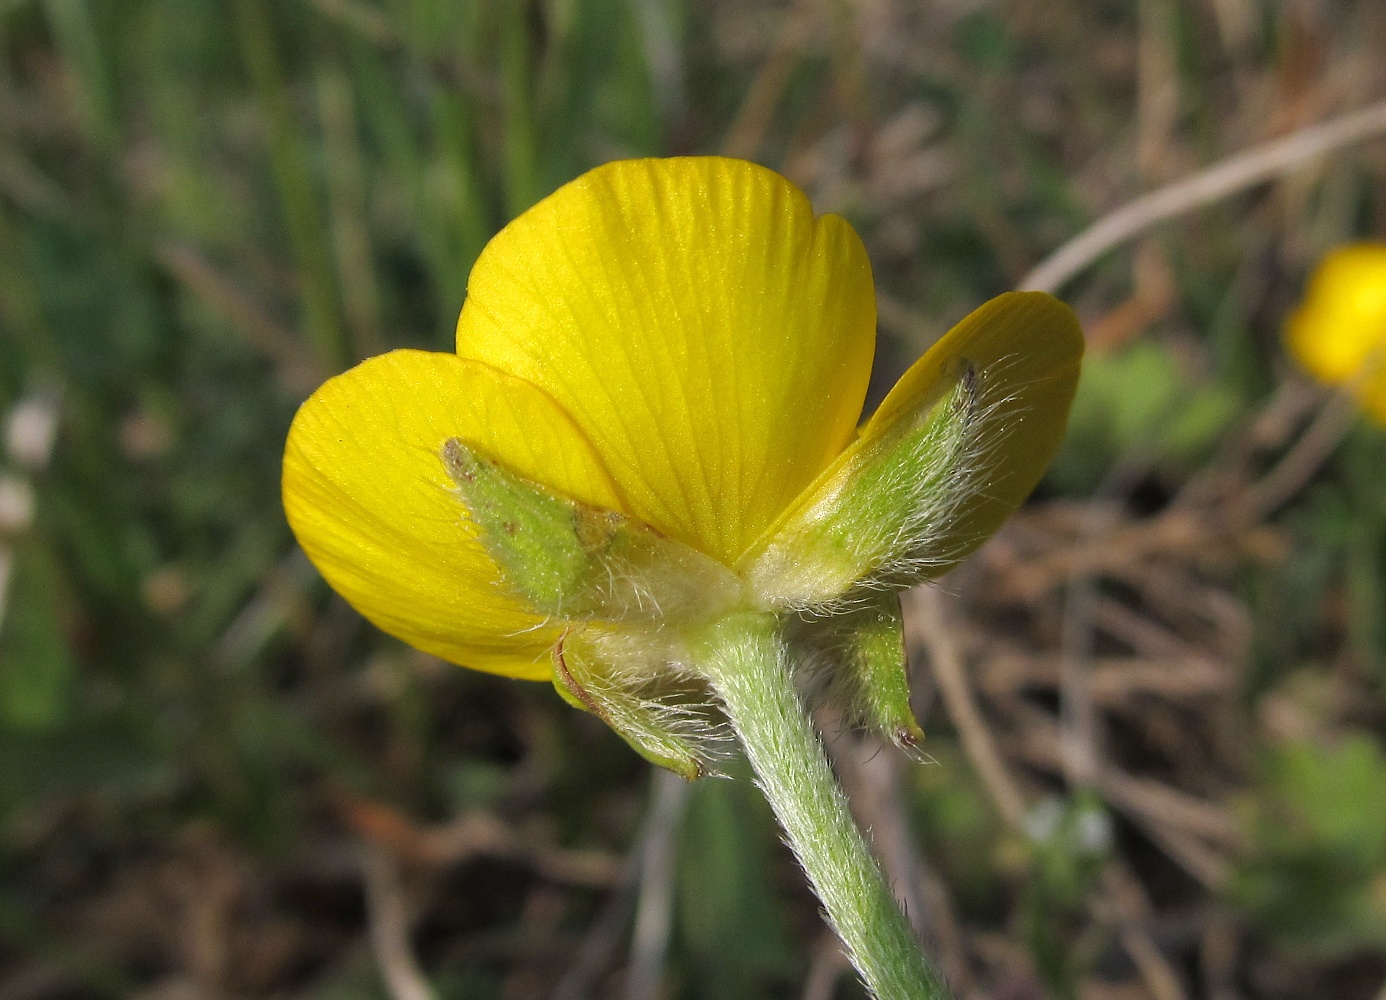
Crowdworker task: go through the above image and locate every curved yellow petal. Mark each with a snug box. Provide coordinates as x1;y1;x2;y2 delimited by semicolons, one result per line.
863;291;1083;570
455;156;876;566
1285;243;1386;423
744;291;1082;602
282;349;625;679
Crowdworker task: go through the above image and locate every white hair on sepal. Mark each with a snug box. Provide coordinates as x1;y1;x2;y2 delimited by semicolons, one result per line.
786;618;873;724
779;616;844;696
561;626;737;774
791;351;1042;618
441;434;744;628
599;679;738;769
782;599;936;763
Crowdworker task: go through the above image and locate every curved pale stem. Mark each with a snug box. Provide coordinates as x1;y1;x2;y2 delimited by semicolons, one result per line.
692;612;952;1000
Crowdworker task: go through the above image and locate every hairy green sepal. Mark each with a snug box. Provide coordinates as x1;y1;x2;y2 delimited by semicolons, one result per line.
794;592;925;757
747;362;978;609
552;630;707;780
442;438;740;623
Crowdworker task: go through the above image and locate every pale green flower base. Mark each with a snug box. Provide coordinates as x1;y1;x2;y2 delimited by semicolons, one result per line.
692;613;953;1000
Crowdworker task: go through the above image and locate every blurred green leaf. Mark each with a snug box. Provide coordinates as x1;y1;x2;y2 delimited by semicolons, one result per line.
1050;340;1242;493
908;746;1006;912
0;537;75;731
678;772;796;996
39;0;115;146
0;723;164;808
445;760;510;812
1019;793;1112;998
954;10;1012;72
1231;734;1386;955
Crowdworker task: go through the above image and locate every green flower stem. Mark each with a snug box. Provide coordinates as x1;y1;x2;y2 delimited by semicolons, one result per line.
693;612;952;1000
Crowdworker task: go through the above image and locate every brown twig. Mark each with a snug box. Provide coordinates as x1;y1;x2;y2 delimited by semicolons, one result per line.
1059;556;1198;1000
361;844;437;1000
1020;97;1386;293
1238;360;1382;523
910;586;1198;996
1060;502;1123;792
156;242;325;395
720;0;818;160
336;796;621;887
978;650;1232;705
623;769;691;1000
553;768;692;1000
1200;912;1244;1000
1005;705;1233;891
906;587;1027;827
550;850;642;1000
1099;866;1188;1000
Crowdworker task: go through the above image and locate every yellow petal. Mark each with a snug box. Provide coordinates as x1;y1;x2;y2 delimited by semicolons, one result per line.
455;156;876;566
744;291;1083;596
1285;243;1386;422
863;291;1083;569
282;349;625;679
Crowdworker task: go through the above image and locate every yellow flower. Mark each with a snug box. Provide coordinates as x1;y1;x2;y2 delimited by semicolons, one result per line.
1285;242;1386;422
282;157;1082;683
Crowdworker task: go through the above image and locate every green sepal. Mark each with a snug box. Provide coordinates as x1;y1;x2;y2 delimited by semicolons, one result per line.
793;592;926;759
550;662;595;714
443;438;740;623
746;361;977;610
551;630;707;781
442;438;587;613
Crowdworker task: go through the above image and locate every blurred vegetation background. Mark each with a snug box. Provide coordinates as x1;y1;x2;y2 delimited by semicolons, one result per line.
1;1;1385;998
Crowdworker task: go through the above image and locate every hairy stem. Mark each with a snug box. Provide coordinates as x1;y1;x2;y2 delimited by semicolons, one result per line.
693;612;951;1000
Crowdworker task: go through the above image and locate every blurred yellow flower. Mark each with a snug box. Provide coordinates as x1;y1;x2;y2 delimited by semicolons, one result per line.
1285;242;1386;422
281;157;1082;681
